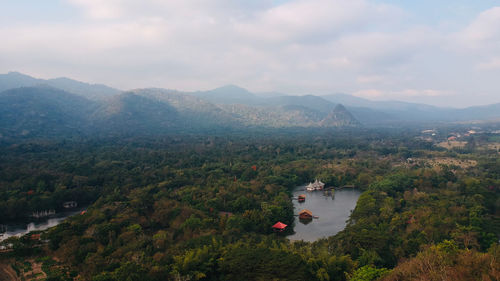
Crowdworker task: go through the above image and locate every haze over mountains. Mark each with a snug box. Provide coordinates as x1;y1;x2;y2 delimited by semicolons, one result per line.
0;72;499;139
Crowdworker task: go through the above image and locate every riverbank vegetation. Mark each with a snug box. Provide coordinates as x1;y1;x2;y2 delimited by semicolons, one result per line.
0;128;499;280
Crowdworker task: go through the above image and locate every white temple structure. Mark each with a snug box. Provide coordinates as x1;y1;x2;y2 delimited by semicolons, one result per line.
306;179;325;191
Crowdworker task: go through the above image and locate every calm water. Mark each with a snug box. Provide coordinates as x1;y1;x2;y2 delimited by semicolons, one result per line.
0;208;84;242
287;186;361;242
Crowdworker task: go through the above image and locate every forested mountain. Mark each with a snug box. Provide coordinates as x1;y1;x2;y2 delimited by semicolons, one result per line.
0;85;359;139
191;85;261;105
92;92;183;135
0;86;97;137
265;95;336;114
320;104;360;127
0;72;120;100
455;103;500;121
322;94;456;124
1;72;500;139
322;94;500;124
0;74;499;281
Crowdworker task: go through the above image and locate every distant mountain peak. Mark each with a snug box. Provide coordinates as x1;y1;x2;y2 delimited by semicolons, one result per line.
7;71;32;77
48;77;78;83
214;84;249;92
0;71;120;100
319;103;360;127
208;84;254;97
333;103;347;111
191;84;258;105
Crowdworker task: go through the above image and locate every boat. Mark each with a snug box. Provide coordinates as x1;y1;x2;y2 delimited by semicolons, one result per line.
298;194;306;202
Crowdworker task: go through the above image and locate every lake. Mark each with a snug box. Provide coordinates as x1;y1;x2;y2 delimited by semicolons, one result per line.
287;186;361;242
0;208;84;242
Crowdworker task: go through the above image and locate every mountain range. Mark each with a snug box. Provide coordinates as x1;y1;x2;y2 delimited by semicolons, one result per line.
0;72;499;138
0;72;119;100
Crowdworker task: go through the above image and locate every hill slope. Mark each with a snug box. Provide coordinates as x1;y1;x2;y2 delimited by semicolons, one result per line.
1;73;499;138
0;86;97;137
191;85;261;105
0;72;120;100
320;104;360;127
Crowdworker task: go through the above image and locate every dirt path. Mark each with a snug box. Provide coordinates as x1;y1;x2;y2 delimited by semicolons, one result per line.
23;259;47;280
0;262;20;281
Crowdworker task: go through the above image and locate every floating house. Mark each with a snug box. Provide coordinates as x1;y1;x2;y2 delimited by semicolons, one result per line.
32;210;55;218
63;201;78;209
272;221;288;232
298;194;306;202
306;179;325;191
299;209;313;220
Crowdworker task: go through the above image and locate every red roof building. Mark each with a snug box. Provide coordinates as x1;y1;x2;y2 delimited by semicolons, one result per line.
30;234;41;240
272;222;288;231
299;209;313;220
298;194;306;202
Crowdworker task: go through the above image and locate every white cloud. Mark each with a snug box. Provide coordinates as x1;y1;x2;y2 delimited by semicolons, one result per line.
353;89;453;99
67;0;128;19
234;0;402;44
356;75;385;84
1;1;500;106
458;7;500;50
353;89;384;98
66;0;269;21
449;7;500;70
476;57;500;70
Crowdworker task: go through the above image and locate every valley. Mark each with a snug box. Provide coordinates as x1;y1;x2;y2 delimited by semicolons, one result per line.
0;73;499;281
4;1;500;280
0;129;498;280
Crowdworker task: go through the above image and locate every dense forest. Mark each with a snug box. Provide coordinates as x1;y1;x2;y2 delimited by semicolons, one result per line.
0;128;499;280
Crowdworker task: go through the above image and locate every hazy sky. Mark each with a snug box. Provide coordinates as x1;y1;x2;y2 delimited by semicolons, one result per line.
1;0;500;107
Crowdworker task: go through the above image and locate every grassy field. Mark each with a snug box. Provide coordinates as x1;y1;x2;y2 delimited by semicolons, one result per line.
486;142;500;151
414;157;477;169
437;141;467;149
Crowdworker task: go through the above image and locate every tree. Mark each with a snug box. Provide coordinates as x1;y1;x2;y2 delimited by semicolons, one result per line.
349;265;390;281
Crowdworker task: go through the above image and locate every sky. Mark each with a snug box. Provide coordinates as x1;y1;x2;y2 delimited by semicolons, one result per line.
1;0;500;107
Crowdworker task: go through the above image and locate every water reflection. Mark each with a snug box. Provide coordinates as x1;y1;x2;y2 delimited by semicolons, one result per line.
0;208;84;242
287;186;361;242
299;218;313;225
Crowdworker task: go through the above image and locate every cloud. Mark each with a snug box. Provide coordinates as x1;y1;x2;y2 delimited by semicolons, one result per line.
451;7;500;71
1;1;500;106
67;0;128;19
352;89;384;98
353;89;453;100
356;75;385;84
476;57;500;70
234;0;402;44
67;0;271;20
7;0;404;90
458;7;500;50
